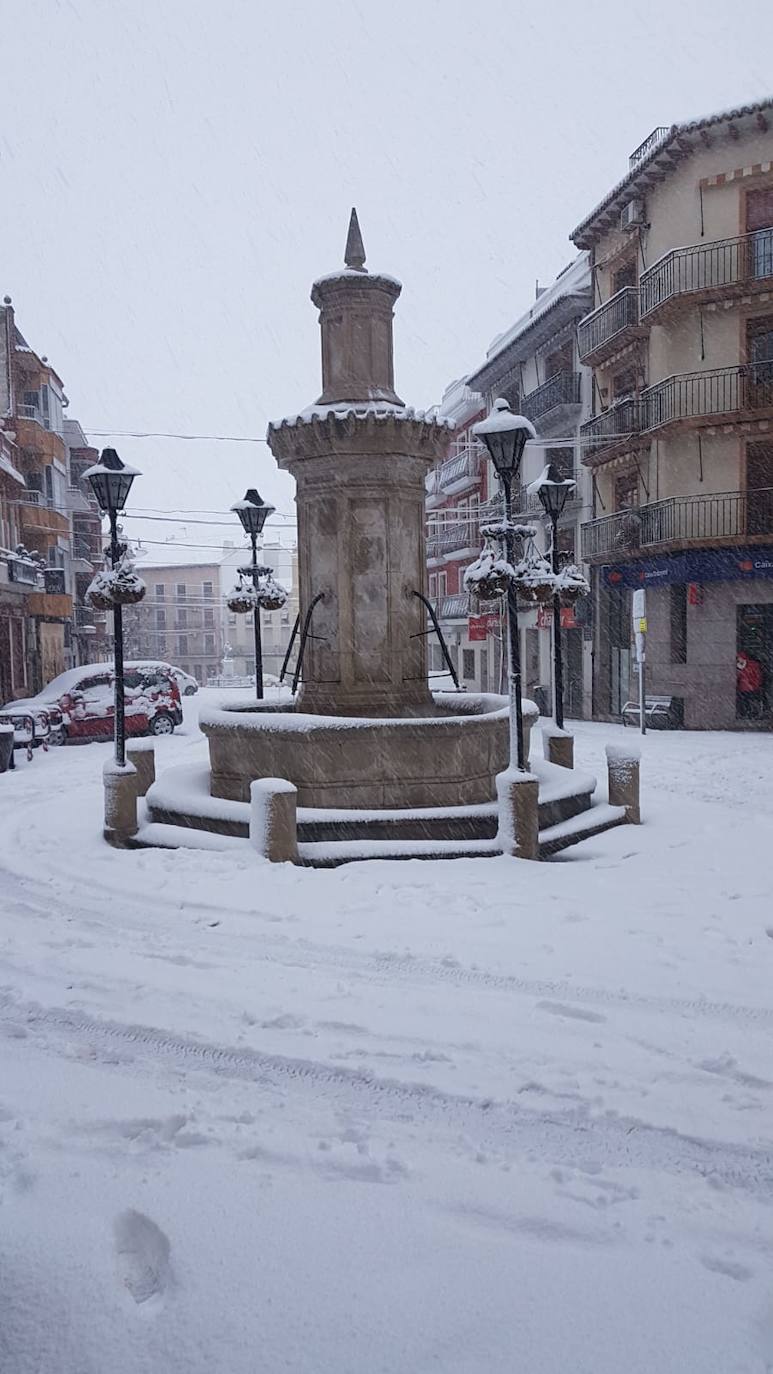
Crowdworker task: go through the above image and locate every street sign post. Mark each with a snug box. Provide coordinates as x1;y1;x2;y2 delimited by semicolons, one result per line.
632;589;647;735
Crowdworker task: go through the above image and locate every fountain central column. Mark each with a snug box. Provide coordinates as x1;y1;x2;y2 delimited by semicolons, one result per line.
268;210;451;716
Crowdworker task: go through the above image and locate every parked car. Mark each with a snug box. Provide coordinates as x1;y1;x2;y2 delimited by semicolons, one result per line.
1;662;183;744
128;661;199;696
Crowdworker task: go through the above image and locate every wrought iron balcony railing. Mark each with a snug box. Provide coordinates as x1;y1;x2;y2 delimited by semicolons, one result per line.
640;229;773;320
577;287;640;365
521;370;581;423
581;486;773;559
580;396;643;456
643;363;773;430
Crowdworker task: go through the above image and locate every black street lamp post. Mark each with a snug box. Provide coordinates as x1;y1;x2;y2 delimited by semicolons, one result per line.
473;399;535;771
231;489;275;700
537;465;576;731
83;448;140;767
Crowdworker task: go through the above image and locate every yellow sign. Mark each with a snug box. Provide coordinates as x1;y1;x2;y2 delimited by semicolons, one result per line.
638;617;647;633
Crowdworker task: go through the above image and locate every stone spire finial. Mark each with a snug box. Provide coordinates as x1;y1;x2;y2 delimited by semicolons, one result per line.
344;207;366;272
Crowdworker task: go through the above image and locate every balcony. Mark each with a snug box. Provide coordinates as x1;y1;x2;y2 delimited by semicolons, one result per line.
426;444;483;505
581;486;773;561
427;521;480;561
19;491;71;538
642;363;773;433
577;288;643;366
580;396;644;463
437;594;470;620
640;229;773;323
521;370;582;426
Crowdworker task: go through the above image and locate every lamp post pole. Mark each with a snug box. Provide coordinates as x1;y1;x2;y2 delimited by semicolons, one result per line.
473;398;536;773
250;534;264;701
83;448;140;769
500;473;525;771
548;509;565;730
231;488;275;704
108;508;127;766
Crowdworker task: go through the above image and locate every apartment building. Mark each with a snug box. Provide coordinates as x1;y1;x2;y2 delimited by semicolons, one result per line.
572;98;773;727
124;562;223;682
221;540;298;683
464;254;594;715
0;416;34;702
64;419;111;666
426;382;497;691
0;298;78;692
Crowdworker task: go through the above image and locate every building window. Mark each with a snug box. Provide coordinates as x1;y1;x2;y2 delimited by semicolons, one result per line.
202;581;213;598
670;584;687;664
557;526;576;562
228;613;237;627
194;664;203;680
155;584;165;598
204;607;214;625
176;608;187;628
462;649;475;680
156;609;166;628
436;572;447;597
429;573;437;597
178;635;188;656
551;446;574;483
205;634;215;655
176;583;186;600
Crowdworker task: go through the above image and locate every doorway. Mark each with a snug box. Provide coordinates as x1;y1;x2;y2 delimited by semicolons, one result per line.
737;604;773;722
608;585;632;716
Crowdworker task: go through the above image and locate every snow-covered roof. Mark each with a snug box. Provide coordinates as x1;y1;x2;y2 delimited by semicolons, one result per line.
571;96;773;248
466;254;591;394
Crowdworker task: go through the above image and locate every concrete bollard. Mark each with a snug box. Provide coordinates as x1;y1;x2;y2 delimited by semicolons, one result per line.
542;726;574;770
496;768;540;860
127;741;156;797
249;777;298;863
606;743;641;824
103;758;138;844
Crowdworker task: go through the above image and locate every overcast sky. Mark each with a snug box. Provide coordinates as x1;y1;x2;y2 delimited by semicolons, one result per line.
3;0;773;562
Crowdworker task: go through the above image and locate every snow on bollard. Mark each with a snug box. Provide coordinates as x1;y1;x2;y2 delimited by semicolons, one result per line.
249;777;298;863
606;743;641;825
496;767;540;860
103;758;138;844
542;723;574;770
126;741;156;797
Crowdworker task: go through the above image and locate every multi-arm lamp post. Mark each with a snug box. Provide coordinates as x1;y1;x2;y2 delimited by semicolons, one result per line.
231;488;275;700
538;465;576;731
473;399;536;771
83;448;141;766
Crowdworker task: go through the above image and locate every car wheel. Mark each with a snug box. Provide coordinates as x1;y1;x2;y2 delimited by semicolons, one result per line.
48;728;66;746
150;713;174;736
184;685;196;696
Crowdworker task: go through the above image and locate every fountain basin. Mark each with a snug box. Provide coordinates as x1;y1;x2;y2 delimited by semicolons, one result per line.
200;691;538;808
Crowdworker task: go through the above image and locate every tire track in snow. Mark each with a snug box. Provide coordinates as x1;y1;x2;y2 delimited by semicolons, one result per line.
2;847;772;1033
2;993;773;1198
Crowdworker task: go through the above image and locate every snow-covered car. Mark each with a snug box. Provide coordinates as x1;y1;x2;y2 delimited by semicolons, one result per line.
127;661;199;696
1;662;183;744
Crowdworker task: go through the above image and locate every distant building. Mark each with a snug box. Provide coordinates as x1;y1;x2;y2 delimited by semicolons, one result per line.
64;419;111;666
220;540;298;683
123;561;223;683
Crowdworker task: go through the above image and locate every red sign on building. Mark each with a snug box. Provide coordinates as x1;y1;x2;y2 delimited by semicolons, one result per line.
468;613;498;641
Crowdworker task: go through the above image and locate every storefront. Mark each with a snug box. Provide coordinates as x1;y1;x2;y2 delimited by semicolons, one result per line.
594;547;773;728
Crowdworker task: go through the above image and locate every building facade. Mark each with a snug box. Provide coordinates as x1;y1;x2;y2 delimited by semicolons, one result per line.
425;382;497;691
572;99;773;728
0;298;84;695
123;562;224;682
64;419;111;667
461;254;595;715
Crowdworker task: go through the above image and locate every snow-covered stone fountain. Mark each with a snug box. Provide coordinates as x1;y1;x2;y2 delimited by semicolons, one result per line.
137;213;638;862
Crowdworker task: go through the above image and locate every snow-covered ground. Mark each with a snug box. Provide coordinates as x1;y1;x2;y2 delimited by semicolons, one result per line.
1;692;772;1373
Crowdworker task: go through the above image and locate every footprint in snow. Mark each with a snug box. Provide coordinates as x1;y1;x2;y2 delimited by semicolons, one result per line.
114;1209;172;1306
536;1000;607;1024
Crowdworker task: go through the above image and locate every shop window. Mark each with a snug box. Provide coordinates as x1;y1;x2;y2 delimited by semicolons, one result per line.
462;649;475;680
670;584;687;664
